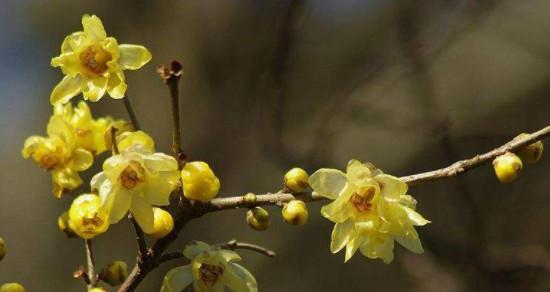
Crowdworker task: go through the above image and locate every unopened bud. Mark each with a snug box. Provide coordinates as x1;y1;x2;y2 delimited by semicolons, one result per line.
246;207;270;231
0;283;25;292
515;133;544;164
493;152;523;183
100;260;128;286
0;237;5;261
149;208;174;239
282;200;309;226
284;168;309;193
57;211;76;238
243;193;257;206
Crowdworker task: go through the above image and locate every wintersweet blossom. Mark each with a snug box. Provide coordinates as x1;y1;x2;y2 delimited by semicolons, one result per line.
50;14;151;104
68;194;109;239
161;241;257;292
309;160;430;263
91;131;179;233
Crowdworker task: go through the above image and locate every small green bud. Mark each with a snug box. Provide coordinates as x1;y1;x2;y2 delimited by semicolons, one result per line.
493;152;523;183
57;211;76;238
284;167;310;193
246;207;270;231
100;260;128;286
0;237;6;261
515;133;544;164
0;283;25;292
243;193;257;206
282;200;309;226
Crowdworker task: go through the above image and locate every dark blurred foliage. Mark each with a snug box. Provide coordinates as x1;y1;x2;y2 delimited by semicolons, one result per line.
0;0;549;291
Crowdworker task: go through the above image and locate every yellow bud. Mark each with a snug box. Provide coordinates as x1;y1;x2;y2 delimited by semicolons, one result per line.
246;207;270;231
0;237;6;261
282;200;309;226
515;133;544;164
57;211;76;238
181;161;220;201
104;121;134;152
243;193;257;206
88;288;108;292
284;168;309;193
100;260;128;286
149;208;174;239
68;194;109;239
0;283;25;292
493;152;523;183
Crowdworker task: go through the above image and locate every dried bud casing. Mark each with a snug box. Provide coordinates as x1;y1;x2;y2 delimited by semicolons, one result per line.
246;207;270;231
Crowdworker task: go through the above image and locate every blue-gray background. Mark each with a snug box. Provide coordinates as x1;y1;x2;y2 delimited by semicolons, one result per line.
1;0;549;291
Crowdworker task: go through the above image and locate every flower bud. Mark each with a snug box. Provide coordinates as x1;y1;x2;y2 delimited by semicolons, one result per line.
0;283;25;292
100;260;128;286
104;121;134;151
515;133;544;164
88;288;108;292
284;168;309;193
69;194;109;239
149;208;174;239
57;211;76;238
246;207;270;231
282;200;309;226
493;152;523;183
181;161;220;201
0;237;6;261
243;193;257;206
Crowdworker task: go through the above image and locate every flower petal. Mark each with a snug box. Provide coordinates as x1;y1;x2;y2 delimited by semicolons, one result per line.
107;71;127;99
183;241;211;259
70;148;94;171
50;75;82;105
51;167;83;197
309;168;347;199
90;172;106;192
376;174;407;202
160;265;194;292
82;14;106;41
320;194;352;223
61;32;87;53
223;263;258;292
130;197;154;233
395;231;424;254
344;236;363;262
144;172;179;206
143;153;178;172
360;235;395;264
118;131;155;153
100;183;131;224
118;44;152;70
218;250;241;263
82;76;108;102
330;220;353;254
404;207;430;226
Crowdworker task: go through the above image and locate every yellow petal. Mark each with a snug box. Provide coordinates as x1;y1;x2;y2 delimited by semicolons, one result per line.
320;194;352;223
360;236;395;264
404;207;430;226
344;236;363;262
82;14;106;41
144;172;179;206
330;220;353;253
223;263;258;292
82;76;108;102
70;148;94;171
376;174;407;202
50;75;82;105
218;250;241;263
107;71;127;99
395;231;424;254
21;136;47;158
99;182;131;223
183;241;211;259
130;197;154;233
309;168;347;199
118;44;152;70
118;131;155;153
161;265;194;292
47;116;75;150
143;153;178;172
347;159;376;187
61;32;87;54
51;168;83;197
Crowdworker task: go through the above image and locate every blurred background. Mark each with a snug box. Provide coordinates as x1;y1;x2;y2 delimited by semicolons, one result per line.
1;0;549;291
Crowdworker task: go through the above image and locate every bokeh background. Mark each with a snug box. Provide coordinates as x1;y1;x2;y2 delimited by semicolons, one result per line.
1;0;550;291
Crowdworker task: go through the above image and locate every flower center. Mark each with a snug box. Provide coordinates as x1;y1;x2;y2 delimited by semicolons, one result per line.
119;161;145;189
82;212;105;228
79;44;111;76
349;186;376;213
39;154;60;170
199;263;224;287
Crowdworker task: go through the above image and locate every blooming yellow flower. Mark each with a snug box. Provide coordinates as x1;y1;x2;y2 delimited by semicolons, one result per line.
181;161;220;201
50;14;152;104
161;241;257;292
22;114;93;197
68;194;109;239
309;160;430;263
91;131;179;233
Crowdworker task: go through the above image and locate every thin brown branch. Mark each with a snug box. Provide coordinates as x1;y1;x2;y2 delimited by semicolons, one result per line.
158;61;185;164
123;94;141;130
219;239;276;258
158;251;186;264
129;214;148;257
84;239;97;288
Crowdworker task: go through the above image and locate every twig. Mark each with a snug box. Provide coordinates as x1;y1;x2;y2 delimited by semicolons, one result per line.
84;239;97;288
123;94;141;130
219;239;276;258
158;61;185;164
130;214;148;257
158;251;186;264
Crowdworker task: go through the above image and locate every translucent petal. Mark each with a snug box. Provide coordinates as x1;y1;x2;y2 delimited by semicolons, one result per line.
51;167;83;197
224;263;258;292
50;75;82;105
47;116;75;151
118;131;155;153
143;153;178;172
160;265;194;292
309;168;347;199
320;196;352;223
376;174;407;202
61;32;87;53
218;250;241;263
82;14;106;41
107;71;127;99
346;159;373;187
82;76;108;102
144;172;178;206
118;44;152;70
395;230;424;254
330;220;353;253
90;172;107;192
130;197;154;233
21;136;47;158
183;241;211;259
70;148;93;171
344;236;363;262
360;236;395;264
399;194;417;210
99;184;131;224
404;207;430;226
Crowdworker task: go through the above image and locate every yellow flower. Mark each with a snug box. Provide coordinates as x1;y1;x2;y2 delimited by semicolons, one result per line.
0;283;25;292
22;114;93;197
309;160;430;263
91;131;179;233
68;194;109;239
55;101;127;155
161;241;257;292
50;14;152;104
181;161;221;201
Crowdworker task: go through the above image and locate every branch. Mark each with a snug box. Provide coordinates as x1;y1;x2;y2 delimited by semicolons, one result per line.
158;61;185;164
219;239;276;258
84;239;97;288
123;94;141;130
129;214;148;256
